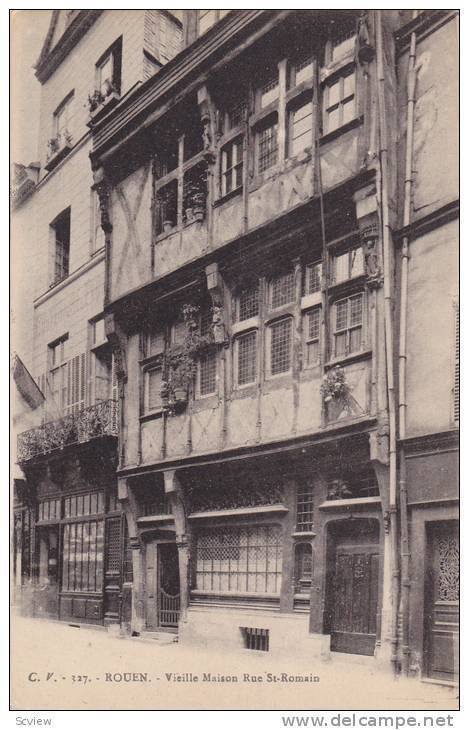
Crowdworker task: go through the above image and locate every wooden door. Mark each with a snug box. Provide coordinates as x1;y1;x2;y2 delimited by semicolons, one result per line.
425;522;459;680
157;543;180;628
330;543;379;656
145;541;158;630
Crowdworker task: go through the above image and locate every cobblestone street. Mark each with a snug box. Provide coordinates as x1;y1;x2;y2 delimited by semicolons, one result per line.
11;616;458;711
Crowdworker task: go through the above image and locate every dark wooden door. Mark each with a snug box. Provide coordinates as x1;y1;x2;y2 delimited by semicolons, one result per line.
157;543;180;628
425;522;459;680
330;544;379;656
145;541;158;630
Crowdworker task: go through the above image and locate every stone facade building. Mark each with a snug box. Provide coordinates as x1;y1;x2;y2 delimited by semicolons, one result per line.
13;10;458;683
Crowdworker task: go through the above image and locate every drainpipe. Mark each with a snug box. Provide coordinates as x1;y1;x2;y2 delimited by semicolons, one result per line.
398;29;419;676
375;12;399;674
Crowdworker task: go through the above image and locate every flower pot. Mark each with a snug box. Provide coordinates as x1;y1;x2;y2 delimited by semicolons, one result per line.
193;207;204;222
163;220;174;233
174;387;187;403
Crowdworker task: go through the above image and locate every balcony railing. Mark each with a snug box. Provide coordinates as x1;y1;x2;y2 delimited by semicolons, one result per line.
17;399;118;463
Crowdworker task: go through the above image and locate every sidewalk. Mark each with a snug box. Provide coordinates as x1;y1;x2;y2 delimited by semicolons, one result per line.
10;616;458;711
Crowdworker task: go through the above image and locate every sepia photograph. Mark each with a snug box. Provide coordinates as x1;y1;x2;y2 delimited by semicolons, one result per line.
10;7;459;716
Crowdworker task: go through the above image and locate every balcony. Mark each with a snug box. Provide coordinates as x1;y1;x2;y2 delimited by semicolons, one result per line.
17;400;118;463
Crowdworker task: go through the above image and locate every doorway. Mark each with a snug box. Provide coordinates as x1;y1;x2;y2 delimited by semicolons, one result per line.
325;519;380;656
145;541;180;630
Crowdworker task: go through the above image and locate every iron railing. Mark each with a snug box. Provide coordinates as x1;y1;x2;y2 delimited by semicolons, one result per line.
17;399;118;462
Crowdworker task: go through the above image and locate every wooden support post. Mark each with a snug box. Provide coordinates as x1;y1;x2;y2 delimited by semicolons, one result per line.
163;470;190;622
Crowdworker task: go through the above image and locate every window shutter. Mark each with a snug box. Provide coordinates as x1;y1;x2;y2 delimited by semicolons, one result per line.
66;353;86;415
454;304;459;422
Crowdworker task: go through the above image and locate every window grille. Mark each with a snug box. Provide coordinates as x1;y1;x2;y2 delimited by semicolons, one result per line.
105;517;122;573
199;352;217;396
258;122;278;173
296;484;314;532
289;100;313;157
323;69;356;134
221;137;243;195
62;520;104;593
269;318;292;375
305;262;322;295
271;271;295;308
238;284;259;321
241;627;270;651
195;525;282;594
305;307;321;366
237;331;257;385
333;294;363;357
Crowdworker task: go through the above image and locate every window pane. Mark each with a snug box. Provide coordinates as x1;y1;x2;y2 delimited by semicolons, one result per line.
228;101;246;129
149;329;164;356
271;271;295;308
296;485;314;531
307;340;320;366
350;247;364;277
270;319;292;375
335;301;348;331
290;101;313;156
258;123;278;173
294;56;314;86
326;106;340;133
260;74;279;108
238;285;259;321
305;262;322;294
328;79;341;108
349;326;362;353
342;97;355;125
200;352;217;395
350;294;363;326
237;331;257;385
307;308;321;340
99;54;113;91
148;368;162;410
343;71;356;99
331;34;356;63
334;251;349;283
335;331;347;357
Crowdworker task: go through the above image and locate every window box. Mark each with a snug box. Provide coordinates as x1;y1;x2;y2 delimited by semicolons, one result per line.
87;88;120;125
45;133;73;172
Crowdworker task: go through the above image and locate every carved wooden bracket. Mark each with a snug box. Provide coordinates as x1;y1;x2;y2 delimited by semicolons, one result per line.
104;312;127;387
93;167;112;234
197;85;216;162
205;262;228;345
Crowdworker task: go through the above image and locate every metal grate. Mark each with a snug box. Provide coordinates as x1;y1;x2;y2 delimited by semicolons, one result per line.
237;331;257;385
238;284;259;321
241;627;270;651
105;517;122;573
271;271;295;308
199;352;217;395
269;318;292;375
296;484;314;532
196;525;282;594
258;122;278;172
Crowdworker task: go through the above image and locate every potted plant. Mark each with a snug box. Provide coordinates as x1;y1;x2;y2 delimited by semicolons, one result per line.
320;365;349;403
163;219;175;233
88;89;105;114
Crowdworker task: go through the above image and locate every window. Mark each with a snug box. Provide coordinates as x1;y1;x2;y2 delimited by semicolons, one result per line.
323;69;356;134
221;137;243;196
304;307;321;366
291;55;314;88
294;543;313;593
296;484;314;532
195;525;283;594
199;352;217;396
288;100;313;157
333;246;364;283
331;23;356;63
271;271;295;309
91;318;106;348
147;367;163;412
48;335;68;414
227;100;247;130
96;38;122;96
53;92;73;142
51;207;71;283
236;331;257;386
62;520;104;593
147;328;165;357
38;499;61;523
333;293;364;358
259;72;279;109
305;262;322;295
268;318;292;375
257;120;278;173
237;283;259;321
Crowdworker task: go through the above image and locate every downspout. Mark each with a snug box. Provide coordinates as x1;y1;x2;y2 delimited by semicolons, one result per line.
398;28;419;676
375;12;399;673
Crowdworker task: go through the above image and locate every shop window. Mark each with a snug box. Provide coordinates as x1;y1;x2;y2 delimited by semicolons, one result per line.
235;330;257;386
333;293;364;358
62;520;104;592
296;484;314;532
64;491;104;518
304;307;321;367
294;542;313;593
37;499;61;523
288;99;313;157
323;68;356;134
221;136;243;196
51;207;71;284
195;525;283;594
268;318;292;376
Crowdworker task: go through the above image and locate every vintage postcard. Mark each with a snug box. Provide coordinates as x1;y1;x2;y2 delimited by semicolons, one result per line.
10;7;459;719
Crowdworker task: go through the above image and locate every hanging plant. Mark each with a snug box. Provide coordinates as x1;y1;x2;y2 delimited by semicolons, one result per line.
320;365;349;403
